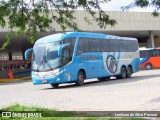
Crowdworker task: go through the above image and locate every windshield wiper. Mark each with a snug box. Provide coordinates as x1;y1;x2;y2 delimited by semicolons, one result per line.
36;55;53;72
43;56;53;71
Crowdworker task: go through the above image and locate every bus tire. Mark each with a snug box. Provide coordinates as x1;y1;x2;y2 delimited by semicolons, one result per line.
116;66;126;79
145;63;152;70
51;83;59;88
126;66;132;78
76;71;85;86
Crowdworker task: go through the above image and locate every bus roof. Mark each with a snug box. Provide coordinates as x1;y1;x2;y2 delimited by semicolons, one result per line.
35;32;137;44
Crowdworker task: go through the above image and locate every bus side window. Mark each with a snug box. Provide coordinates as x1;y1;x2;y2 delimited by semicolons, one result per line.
127;40;138;52
77;38;89;54
89;38;100;52
100;39;110;52
62;49;70;65
140;51;146;58
110;40;119;52
119;40;127;52
152;49;159;57
140;50;150;58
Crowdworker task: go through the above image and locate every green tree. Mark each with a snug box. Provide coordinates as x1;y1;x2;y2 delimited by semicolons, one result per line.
122;0;160;16
0;0;160;50
0;0;116;50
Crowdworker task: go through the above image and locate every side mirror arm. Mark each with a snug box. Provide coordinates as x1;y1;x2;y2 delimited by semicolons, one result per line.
58;43;70;57
25;48;33;60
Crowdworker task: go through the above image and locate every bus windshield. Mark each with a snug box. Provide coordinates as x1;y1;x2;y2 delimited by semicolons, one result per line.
32;41;62;72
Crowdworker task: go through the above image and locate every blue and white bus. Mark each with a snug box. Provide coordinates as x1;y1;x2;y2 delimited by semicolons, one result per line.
25;32;140;88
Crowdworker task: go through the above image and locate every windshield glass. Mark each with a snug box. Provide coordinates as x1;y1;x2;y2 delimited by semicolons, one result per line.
32;41;62;72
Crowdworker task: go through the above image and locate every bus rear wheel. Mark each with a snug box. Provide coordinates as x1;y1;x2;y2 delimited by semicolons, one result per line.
145;63;152;70
116;67;126;79
76;71;85;86
126;66;132;78
51;83;59;88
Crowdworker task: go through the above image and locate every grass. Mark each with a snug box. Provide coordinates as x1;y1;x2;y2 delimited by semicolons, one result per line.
0;104;145;120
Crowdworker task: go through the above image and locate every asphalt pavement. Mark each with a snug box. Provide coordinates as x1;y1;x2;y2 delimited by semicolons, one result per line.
0;69;160;111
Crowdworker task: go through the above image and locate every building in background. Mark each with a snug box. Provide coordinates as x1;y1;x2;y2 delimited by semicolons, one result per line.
0;11;160;70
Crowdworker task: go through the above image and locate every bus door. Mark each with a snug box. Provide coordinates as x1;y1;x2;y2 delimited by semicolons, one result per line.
61;46;76;82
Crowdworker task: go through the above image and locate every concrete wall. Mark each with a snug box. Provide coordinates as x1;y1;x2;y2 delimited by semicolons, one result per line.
0;11;160;32
73;11;160;31
0;11;160;49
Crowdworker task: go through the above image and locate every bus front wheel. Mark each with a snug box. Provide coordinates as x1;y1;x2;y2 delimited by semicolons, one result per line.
145;63;152;70
76;71;85;86
51;83;59;88
116;67;126;79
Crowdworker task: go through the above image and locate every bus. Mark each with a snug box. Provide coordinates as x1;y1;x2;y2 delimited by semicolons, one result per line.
140;47;160;70
25;32;140;88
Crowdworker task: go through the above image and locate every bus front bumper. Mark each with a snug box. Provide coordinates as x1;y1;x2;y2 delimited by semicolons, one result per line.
32;75;62;85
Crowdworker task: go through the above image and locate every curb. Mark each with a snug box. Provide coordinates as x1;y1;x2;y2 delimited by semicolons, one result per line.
0;77;31;83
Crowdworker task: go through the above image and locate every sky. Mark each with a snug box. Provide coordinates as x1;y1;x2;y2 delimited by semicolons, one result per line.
100;0;155;12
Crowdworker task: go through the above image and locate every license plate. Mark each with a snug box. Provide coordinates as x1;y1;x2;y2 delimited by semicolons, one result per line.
42;80;48;83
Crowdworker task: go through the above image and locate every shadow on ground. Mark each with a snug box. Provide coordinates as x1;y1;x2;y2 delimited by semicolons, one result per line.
41;73;160;90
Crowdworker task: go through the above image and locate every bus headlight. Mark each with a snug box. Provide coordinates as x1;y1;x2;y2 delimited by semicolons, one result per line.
54;71;60;76
54;69;66;76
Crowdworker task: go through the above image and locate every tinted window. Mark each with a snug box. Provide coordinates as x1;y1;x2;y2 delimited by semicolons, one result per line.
140;50;149;58
151;49;160;56
126;40;138;52
140;49;160;57
64;38;76;51
89;38;99;52
100;39;110;52
119;40;127;52
77;38;89;54
110;40;119;52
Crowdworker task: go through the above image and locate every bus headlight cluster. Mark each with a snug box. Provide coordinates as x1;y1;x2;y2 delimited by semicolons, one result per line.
32;69;66;78
54;69;66;76
54;71;60;76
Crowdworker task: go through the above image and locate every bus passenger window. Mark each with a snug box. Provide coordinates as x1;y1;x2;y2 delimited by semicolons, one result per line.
100;39;110;52
77;38;89;54
120;40;127;52
127;40;138;52
89;38;99;52
110;40;119;52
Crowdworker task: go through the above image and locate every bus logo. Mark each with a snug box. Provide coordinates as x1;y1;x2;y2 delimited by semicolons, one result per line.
106;55;118;74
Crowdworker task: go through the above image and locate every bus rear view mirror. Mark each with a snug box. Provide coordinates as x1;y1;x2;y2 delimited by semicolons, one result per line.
58;43;70;57
61;48;70;65
25;48;33;60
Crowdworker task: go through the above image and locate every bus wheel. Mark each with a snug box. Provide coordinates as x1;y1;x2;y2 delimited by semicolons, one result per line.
126;66;132;78
51;83;59;88
145;63;152;70
76;71;85;86
116;67;126;79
